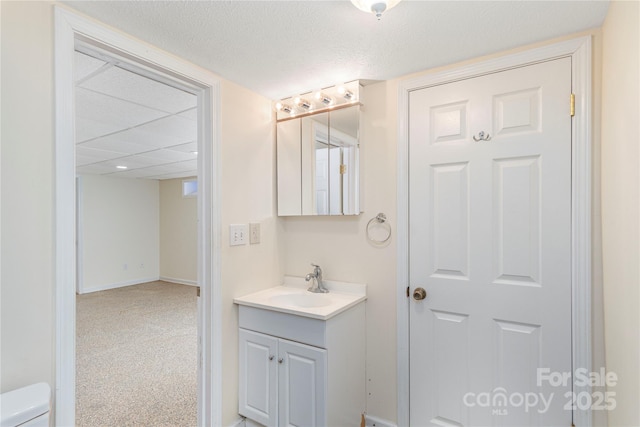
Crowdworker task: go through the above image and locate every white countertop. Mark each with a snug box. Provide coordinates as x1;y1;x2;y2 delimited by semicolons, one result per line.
233;276;367;320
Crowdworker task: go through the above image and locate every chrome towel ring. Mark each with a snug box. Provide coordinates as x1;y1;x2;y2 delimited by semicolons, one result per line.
366;213;392;245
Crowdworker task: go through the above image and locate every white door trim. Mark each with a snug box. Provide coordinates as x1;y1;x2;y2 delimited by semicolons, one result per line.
396;36;592;427
54;6;222;426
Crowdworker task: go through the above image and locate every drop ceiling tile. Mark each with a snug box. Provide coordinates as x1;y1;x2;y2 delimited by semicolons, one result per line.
75;116;127;142
78;133;154;154
76;146;127;165
136;160;197;176
74;51;107;82
122;127;188;149
80;65;197;114
77;163;122;175
171;159;198;171
75;87;168;129
108;168;161;179
101;157;164;170
167;141;198;153
135;115;197;143
137;149;197;162
177;107;197;121
147;171;197;180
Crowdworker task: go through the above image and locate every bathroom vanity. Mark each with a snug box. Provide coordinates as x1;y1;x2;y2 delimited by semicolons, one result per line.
234;277;366;427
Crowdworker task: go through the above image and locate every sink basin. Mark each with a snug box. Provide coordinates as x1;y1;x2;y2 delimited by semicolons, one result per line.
269;293;332;308
233;276;367;320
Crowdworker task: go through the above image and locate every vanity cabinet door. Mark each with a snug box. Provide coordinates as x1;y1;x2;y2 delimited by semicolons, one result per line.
239;329;278;427
278;339;327;427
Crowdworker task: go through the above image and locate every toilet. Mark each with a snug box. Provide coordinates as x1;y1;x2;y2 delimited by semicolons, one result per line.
0;383;50;427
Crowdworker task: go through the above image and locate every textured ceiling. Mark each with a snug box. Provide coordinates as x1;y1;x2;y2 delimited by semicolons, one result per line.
62;0;609;100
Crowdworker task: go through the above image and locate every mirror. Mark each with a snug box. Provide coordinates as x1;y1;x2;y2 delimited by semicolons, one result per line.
277;105;361;216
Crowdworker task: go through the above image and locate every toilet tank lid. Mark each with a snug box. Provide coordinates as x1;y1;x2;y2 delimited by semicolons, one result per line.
0;383;50;427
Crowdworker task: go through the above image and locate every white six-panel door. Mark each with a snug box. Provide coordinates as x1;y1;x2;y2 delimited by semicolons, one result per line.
409;58;572;426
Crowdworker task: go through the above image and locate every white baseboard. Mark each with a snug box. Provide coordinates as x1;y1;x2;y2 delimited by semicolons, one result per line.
78;276;160;294
365;414;397;427
227;417;246;427
159;276;198;286
244;419;263;427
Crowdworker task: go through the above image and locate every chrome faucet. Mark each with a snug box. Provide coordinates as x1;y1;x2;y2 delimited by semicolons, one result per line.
305;263;329;293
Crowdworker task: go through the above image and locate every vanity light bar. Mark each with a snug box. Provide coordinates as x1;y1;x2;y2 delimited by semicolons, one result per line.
274;80;361;121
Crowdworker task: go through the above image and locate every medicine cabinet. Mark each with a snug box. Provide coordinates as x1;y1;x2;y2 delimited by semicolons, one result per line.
277;105;361;216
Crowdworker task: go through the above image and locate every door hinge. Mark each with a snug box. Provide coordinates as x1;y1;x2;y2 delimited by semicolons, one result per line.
406;286;410;298
570;93;576;117
340;164;347;174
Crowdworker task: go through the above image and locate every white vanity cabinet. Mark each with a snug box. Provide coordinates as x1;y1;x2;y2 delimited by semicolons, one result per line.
237;299;366;427
239;329;327;427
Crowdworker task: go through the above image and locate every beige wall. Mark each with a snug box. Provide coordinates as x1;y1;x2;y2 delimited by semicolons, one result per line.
79;175;160;292
159;177;197;284
219;79;283;425
0;0;55;392
601;1;640;426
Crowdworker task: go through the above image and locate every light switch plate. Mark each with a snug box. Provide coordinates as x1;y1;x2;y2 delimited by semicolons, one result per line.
229;224;248;246
249;223;260;244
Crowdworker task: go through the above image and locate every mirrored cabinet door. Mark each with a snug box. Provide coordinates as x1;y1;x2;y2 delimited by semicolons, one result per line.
277;105;361;216
328;106;360;215
276;118;302;216
301;113;329;215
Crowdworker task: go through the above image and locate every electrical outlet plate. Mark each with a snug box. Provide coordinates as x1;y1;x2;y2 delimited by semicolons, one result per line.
250;223;260;244
229;224;248;246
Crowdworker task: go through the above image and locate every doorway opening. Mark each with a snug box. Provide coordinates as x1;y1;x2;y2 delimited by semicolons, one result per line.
73;45;200;425
55;7;222;426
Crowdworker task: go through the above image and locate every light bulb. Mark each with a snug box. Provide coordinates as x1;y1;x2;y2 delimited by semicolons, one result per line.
275;102;293;113
294;97;312;110
338;86;355;100
314;91;334;106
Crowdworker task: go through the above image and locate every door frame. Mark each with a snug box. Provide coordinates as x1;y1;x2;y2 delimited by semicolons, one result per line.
396;36;593;427
54;6;222;426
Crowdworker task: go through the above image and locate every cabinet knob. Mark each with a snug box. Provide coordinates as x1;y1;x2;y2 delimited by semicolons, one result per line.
278;358;283;364
269;355;274;361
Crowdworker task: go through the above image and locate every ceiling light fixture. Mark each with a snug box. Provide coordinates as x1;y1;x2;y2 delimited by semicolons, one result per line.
350;0;402;19
273;81;361;120
116;165;128;170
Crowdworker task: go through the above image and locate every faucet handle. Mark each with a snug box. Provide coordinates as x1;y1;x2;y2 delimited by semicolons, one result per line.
311;263;320;268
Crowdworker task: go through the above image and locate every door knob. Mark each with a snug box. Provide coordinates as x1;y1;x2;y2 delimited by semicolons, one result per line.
413;287;427;301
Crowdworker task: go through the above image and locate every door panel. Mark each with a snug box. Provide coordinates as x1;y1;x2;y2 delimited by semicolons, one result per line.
239;329;277;427
278;339;326;427
409;58;572;426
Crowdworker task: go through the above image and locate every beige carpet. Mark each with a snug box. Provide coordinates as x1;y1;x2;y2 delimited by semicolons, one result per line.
76;281;198;427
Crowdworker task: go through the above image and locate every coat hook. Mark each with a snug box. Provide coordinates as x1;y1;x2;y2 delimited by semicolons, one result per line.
473;131;491;142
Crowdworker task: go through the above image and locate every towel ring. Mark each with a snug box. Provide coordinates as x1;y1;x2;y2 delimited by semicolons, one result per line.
366;213;392;245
